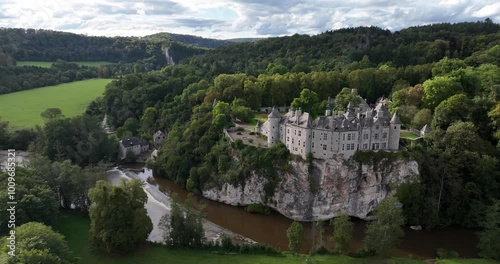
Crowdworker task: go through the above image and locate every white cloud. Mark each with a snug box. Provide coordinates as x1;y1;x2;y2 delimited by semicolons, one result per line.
0;0;498;39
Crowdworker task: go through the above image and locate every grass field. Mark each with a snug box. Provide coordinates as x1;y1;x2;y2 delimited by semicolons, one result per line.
0;79;113;130
401;131;420;140
247;113;269;126
55;211;494;264
16;61;114;67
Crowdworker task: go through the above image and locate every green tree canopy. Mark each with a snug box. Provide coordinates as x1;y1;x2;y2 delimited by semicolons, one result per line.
364;197;406;257
287;221;304;253
335;88;362;111
0;222;75;264
0;167;58;234
331;213;354;254
423;76;463;110
89;179;152;253
477;201;500;260
431;93;471;130
159;193;205;248
291;88;321;116
40;108;64;121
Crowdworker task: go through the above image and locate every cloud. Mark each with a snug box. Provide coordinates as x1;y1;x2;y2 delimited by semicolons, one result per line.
0;0;498;39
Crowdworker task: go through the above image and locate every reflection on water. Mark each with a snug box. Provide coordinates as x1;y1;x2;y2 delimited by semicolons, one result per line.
115;165;480;259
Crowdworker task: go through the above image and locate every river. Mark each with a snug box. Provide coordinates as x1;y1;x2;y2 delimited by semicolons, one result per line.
113;165;480;259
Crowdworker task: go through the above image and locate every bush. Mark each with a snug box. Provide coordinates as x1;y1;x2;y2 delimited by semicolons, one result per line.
236;131;242;135
249;131;255;135
436;248;459;259
221;235;234;251
236;127;244;131
245;203;272;214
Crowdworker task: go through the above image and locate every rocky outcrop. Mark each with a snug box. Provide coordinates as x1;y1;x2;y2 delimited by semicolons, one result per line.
203;155;419;221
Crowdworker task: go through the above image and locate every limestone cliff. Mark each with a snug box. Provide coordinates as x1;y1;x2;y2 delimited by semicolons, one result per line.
203;155;419;221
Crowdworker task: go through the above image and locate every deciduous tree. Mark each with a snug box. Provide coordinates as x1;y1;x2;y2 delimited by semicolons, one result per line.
89;179;152;253
364;197;405;257
287;221;304;253
331;213;354;254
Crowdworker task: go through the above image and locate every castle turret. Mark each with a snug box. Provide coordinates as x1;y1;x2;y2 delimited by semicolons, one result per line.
389;111;401;150
267;107;281;146
255;121;261;134
325;104;332;116
420;124;430;137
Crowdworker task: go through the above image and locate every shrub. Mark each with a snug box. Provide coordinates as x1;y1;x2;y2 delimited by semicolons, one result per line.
245;203;272;214
436;248;459;259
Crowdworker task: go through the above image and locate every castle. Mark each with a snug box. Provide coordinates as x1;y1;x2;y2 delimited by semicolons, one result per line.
259;100;401;159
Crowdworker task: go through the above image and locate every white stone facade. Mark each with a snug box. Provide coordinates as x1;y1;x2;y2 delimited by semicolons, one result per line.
261;102;401;159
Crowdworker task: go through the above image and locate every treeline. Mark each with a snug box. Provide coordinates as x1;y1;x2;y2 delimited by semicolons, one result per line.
0;28;206;64
185;20;500;77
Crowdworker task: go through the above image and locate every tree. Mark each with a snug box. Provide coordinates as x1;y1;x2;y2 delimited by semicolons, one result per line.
0;117;9;149
0;168;59;234
291;88;320;116
0;222;75;264
335;87;362;111
140;107;158;134
431;94;471;130
212;101;232;128
89;179;152;253
477;201;500;260
159;193;205;248
331;213;354;254
412;108;433;129
364;197;406;257
287;221;304;253
40;108;64;121
231;98;253;122
423;76;463;110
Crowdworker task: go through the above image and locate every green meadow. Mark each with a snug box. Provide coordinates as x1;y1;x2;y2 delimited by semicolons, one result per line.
16;61;114;67
0;79;113;130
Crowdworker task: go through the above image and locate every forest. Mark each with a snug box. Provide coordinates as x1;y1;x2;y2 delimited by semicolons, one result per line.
0;20;499;260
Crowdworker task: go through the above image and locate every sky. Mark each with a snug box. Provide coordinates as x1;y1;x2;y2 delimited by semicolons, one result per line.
0;0;499;39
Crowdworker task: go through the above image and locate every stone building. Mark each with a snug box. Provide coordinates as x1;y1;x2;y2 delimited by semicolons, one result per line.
261;101;401;159
153;130;166;148
119;138;149;160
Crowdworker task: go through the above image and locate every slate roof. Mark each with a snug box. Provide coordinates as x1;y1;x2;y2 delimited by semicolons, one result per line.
121;138;149;147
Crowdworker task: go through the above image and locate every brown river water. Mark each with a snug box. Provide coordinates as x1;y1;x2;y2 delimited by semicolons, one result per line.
114;166;480;259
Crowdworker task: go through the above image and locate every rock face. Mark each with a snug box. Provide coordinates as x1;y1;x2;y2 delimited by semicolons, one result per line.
203;156;419;221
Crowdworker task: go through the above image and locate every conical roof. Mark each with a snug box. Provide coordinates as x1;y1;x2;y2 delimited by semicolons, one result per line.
268;107;281;118
390;111;402;124
421;124;430;133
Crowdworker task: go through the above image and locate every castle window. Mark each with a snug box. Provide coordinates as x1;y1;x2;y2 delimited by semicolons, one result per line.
382;133;387;139
292;139;294;144
312;142;314;148
323;134;327;140
342;145;344;151
376;125;379;130
382;143;386;149
363;133;368;139
394;126;396;129
298;131;301;136
287;137;289;142
351;143;355;150
373;143;379;150
288;129;290;133
323;145;327;150
363;144;368;150
347;133;352;140
299;140;301;146
313;132;315;138
303;142;305;147
343;134;345;140
346;144;350;150
374;133;379;140
294;130;296;135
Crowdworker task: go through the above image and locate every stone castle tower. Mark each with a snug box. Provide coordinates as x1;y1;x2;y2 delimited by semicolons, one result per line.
389;111;401;150
267;107;281;147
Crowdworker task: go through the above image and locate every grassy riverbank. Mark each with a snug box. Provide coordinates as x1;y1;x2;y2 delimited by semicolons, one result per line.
55;211;496;264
